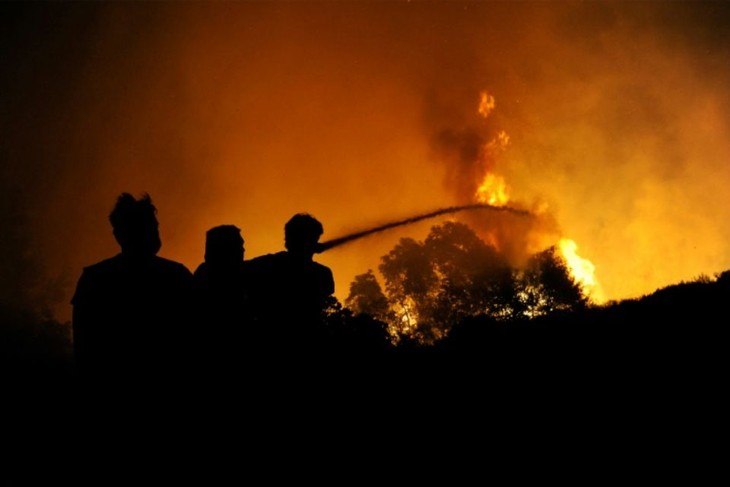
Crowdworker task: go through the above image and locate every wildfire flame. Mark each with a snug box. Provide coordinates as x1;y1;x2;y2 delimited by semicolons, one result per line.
474;90;604;304
558;238;605;302
475;173;509;206
478;91;495;118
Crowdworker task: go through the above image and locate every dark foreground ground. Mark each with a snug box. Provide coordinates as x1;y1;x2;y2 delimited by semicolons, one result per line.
3;278;726;478
3;275;727;397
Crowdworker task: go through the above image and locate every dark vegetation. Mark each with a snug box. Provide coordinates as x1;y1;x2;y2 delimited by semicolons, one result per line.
335;223;729;396
1;222;727;392
1;303;75;383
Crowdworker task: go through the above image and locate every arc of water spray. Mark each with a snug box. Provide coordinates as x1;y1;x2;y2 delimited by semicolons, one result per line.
316;203;533;253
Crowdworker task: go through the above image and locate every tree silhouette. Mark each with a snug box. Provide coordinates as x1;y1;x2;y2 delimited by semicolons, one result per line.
424;221;517;325
520;246;588;317
346;221;590;344
344;270;392;324
378;236;438;341
376;221;516;343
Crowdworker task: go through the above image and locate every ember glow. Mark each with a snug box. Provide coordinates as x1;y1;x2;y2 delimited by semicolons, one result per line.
3;1;730;322
478;91;496;119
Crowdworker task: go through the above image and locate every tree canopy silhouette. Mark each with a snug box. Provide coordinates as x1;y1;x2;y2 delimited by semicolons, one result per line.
346;221;589;344
344;270;392;325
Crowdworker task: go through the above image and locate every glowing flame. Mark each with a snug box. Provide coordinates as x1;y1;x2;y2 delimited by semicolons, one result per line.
475;173;509;206
473;90;603;304
478;91;495;118
489;130;510;151
558;238;604;303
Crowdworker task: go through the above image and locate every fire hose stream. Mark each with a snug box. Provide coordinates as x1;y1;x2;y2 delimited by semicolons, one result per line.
316;203;533;253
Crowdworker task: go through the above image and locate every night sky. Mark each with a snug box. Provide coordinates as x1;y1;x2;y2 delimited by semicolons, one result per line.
3;1;730;323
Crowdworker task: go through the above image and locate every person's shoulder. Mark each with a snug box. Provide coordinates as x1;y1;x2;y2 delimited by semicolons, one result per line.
72;255;123;304
311;261;335;289
312;261;333;275
249;251;286;263
80;254;124;276
153;256;193;277
247;252;286;268
193;262;208;277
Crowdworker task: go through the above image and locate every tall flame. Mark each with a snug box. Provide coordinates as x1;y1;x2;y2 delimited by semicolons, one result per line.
474;91;604;303
475;91;510;206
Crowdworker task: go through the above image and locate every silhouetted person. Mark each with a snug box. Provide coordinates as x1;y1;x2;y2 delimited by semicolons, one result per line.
247;213;335;363
71;193;194;386
192;224;250;375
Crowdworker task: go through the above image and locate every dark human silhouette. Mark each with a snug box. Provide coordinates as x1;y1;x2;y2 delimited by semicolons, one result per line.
192;224;250;375
247;213;335;364
70;193;194;385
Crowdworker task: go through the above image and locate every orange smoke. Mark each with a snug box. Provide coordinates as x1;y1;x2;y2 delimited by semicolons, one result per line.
5;2;730;324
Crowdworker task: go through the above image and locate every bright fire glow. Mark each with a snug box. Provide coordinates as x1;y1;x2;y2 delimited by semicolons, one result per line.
474;91;604;304
18;3;730;325
475;173;509;206
558;238;604;303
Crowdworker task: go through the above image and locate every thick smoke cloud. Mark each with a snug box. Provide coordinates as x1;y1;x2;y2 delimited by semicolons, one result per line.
2;2;730;322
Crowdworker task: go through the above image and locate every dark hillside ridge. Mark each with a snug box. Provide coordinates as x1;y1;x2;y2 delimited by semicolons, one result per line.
2;270;728;389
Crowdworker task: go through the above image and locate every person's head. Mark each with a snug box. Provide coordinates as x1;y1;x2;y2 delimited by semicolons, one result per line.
284;213;324;258
204;225;244;266
109;192;161;257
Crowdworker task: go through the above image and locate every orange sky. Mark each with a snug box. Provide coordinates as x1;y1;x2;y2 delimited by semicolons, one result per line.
3;1;730;322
